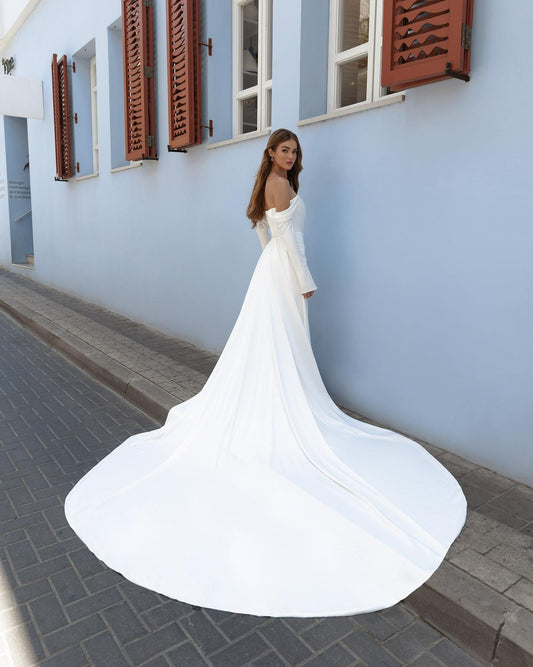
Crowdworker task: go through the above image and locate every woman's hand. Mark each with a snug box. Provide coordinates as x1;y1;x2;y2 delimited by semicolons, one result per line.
303;291;315;299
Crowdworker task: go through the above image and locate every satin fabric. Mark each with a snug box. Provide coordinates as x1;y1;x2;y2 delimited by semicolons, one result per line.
65;195;466;617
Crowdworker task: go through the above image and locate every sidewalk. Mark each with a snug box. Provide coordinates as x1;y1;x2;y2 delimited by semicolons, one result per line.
1;267;532;666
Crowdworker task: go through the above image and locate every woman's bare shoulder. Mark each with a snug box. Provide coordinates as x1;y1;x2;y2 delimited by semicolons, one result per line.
265;177;291;211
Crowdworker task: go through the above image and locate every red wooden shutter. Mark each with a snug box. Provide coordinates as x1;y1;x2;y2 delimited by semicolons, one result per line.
167;0;202;150
382;0;474;92
51;54;73;181
122;0;156;160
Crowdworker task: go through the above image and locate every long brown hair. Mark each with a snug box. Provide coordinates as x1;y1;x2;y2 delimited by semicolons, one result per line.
246;129;303;227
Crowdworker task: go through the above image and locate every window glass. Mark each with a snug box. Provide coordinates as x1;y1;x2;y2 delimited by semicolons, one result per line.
339;56;368;107
341;0;370;51
241;0;258;90
241;96;258;133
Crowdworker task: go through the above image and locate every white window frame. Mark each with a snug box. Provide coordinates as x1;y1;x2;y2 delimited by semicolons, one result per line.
232;0;272;137
89;56;99;174
327;0;385;113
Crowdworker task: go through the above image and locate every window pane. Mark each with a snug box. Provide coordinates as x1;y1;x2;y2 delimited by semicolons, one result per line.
241;96;258;133
242;0;259;90
341;0;370;52
339;56;367;107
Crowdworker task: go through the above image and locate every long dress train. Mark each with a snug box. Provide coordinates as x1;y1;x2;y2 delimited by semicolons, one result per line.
64;195;467;617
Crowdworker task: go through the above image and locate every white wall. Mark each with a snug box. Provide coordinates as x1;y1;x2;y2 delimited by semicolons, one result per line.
0;0;532;484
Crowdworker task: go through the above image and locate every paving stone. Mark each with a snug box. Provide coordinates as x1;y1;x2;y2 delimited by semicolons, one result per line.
302;642;359;666
450;547;522;592
408;653;442;666
179;610;227;655
28;592;69;635
489;485;533;522
477;503;529;530
102;600;149;643
300;616;354;651
142;600;194;630
65;586;123;622
218;613;270;641
459;481;497;511
167;641;210;666
210;633;270;667
430;637;484;666
504;578;533;613
44;613;106;655
39;643;89;667
281;617;319;634
251;652;287;667
384;621;441;663
13;577;52;604
16;554;70;584
26;520;57;549
463;468;516;496
380;604;416;630
84;568;126;593
69;547;107;579
488;544;533;580
352;611;397;640
125;623;186;665
6;539;40;569
342;629;400;666
120;580;162;613
84;630;130;666
486;523;533;551
259;619;313;663
51;566;88;605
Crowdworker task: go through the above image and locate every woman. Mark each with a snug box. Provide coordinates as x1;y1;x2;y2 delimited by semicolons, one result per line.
65;129;466;617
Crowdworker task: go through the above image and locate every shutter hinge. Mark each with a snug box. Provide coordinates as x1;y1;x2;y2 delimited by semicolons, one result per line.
145;66;153;78
462;24;472;50
143;0;152;6
146;135;155;147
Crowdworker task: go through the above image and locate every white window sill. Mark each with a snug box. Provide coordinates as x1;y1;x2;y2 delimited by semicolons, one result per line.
208;128;270;150
110;161;143;174
75;172;99;182
297;93;405;128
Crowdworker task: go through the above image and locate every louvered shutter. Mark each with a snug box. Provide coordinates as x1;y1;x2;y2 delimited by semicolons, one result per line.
167;0;202;150
122;0;156;160
51;54;73;181
382;0;474;92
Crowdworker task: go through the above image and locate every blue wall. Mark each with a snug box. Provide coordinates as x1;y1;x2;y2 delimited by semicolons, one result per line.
0;0;532;484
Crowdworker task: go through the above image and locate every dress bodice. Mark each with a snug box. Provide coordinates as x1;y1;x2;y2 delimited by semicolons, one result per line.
265;194;306;237
256;195;317;295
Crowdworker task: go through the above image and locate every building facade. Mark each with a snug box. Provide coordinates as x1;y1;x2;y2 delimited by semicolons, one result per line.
1;0;532;484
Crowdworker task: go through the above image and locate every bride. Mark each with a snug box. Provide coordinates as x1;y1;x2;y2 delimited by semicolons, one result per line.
65;129;467;617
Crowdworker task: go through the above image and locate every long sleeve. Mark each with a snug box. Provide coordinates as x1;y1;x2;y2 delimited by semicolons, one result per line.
278;225;317;294
255;219;271;250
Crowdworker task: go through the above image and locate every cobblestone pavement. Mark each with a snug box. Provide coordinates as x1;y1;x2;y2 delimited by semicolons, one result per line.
0;310;485;666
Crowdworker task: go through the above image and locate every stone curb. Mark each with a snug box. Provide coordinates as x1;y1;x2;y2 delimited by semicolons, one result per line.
0;294;175;424
1;292;532;667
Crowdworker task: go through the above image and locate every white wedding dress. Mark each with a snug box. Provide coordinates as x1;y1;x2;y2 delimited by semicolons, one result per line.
65;195;467;617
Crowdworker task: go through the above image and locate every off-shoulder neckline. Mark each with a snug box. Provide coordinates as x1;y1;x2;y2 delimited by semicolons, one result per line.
265;194;299;214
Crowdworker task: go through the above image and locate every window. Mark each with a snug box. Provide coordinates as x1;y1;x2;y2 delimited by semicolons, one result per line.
328;0;384;112
72;39;98;178
232;0;272;136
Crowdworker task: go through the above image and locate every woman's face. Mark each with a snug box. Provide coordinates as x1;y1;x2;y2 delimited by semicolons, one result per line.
269;139;298;172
